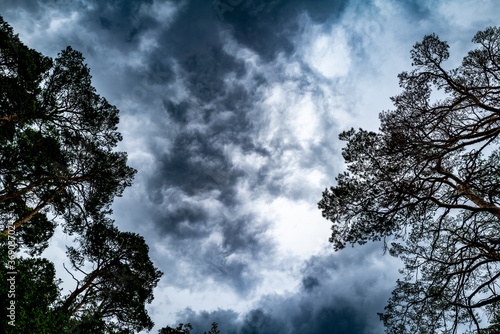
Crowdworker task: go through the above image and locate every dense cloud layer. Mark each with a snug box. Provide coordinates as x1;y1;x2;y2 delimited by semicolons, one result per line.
2;0;500;333
175;242;400;334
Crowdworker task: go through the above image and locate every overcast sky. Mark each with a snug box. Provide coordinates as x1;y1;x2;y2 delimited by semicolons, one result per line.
2;0;500;333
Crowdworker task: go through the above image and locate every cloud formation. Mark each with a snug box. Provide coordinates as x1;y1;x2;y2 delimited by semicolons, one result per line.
2;0;500;332
175;243;400;334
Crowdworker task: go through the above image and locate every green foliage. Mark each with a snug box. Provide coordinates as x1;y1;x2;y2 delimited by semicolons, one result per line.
158;322;221;334
159;323;194;334
0;15;162;333
480;303;500;333
319;27;500;333
205;322;221;334
0;14;136;242
0;246;70;333
64;218;163;332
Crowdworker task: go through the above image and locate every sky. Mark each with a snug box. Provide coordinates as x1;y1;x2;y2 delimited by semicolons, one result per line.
1;0;499;333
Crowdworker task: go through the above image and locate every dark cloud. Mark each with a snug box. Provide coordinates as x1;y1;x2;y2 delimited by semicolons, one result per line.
6;1;492;333
180;48;246;102
218;0;350;61
398;0;432;21
177;308;241;334
220;215;266;255
163;100;190;124
169;243;397;334
176;303;374;334
77;0;158;48
240;309;288;334
150;202;210;240
148;130;234;197
197;242;260;293
301;275;320;292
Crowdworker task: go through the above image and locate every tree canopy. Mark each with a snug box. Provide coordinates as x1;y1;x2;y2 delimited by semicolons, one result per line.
158;322;221;334
0;15;135;243
0;15;162;333
319;27;500;333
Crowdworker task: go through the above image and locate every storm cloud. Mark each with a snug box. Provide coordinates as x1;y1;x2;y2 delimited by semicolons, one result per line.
2;0;499;333
173;242;400;334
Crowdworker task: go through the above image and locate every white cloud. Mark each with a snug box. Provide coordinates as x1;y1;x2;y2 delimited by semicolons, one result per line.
265;197;331;260
436;0;497;28
303;25;352;79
